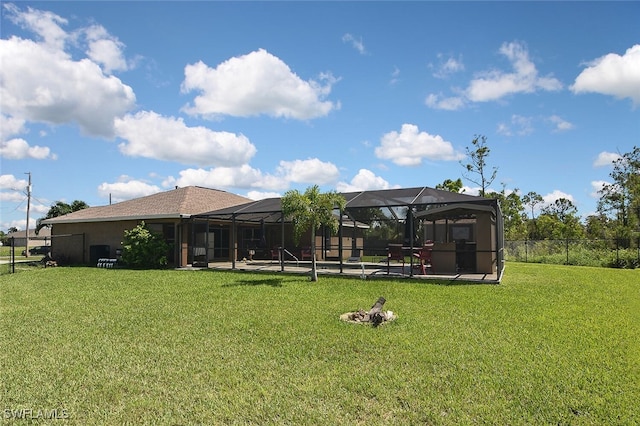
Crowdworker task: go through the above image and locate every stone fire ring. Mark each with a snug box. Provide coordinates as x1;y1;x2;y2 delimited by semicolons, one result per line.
339;310;397;325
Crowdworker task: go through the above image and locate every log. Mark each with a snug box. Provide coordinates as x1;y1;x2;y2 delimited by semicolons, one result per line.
369;297;386;326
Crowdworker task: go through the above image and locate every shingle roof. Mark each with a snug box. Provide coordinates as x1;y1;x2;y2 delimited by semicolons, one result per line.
43;186;252;224
8;228;52;238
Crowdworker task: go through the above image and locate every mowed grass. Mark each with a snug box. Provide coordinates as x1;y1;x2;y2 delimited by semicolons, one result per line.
1;263;638;425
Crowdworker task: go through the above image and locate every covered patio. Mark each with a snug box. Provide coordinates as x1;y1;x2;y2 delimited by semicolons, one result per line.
191;186;505;282
191;259;501;283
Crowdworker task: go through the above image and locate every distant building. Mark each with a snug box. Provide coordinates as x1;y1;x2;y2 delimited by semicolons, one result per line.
7;228;52;247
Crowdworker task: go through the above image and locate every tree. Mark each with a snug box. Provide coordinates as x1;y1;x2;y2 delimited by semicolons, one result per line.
281;185;347;282
597;146;640;245
461;135;498;197
435;178;464;193
522;191;544;239
541;198;584;240
584;213;611;241
36;200;89;234
121;221;170;269
486;186;527;240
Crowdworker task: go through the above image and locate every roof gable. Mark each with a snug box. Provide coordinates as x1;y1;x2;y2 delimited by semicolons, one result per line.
43;186;251;224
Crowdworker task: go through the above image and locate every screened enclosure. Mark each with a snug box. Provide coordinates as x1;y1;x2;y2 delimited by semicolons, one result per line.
193;186;504;280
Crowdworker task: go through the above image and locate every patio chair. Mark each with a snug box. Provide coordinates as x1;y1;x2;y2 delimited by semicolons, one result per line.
413;240;434;275
270;247;280;262
387;244;405;274
300;247;312;261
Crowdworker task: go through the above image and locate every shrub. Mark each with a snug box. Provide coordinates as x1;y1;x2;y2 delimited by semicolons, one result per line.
604;249;640;269
121;222;170;269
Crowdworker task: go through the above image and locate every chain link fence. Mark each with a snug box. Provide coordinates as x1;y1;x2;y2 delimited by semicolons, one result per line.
1;234;85;274
504;238;640;268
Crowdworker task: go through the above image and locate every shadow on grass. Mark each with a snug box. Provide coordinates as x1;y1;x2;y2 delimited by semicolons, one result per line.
222;277;285;288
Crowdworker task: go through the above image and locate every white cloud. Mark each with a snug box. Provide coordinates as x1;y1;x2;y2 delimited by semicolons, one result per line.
0;174;29;191
425;93;465;111
0;138;56;160
427;41;562;110
466;42;562;102
246;191;282;201
543;190;574;206
4;3;68;51
3;218;37;232
114;111;256;167
0;114;27;140
175;165;275;190
431;54;464;79
276;158;340;184
0;113;55;159
181;49;339;120
462;185;502;196
84;24;130;74
342;33;367;55
498;114;574;136
173;158;340;192
97;177;161;203
336;169;397;192
590;180;609;198
548;115;574;132
374;124;464;166
497;114;534;136
571;44;640;105
31;203;51;215
462;186;481;196
512;115;533;135
390;66;400;85
0;190;27;204
593;151;621;167
0;174;29;206
0;36;136;137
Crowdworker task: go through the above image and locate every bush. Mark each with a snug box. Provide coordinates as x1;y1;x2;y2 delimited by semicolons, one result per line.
505;239;640;269
121;222;170;269
605;249;640;269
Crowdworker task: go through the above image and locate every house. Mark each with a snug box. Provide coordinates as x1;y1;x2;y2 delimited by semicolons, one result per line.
42;186;251;266
7;228;52;247
43;185;504;280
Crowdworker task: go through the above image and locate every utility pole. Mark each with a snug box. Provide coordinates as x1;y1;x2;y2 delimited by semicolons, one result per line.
25;172;32;258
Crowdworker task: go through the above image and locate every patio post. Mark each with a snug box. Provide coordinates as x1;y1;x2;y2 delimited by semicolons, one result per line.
338;212;343;273
231;214;236;270
280;211;285;272
408;208;415;277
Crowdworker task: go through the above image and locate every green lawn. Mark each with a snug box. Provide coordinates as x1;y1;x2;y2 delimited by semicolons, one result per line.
1;263;638;424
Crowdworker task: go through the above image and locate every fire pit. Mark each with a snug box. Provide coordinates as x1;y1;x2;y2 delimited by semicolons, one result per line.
339;297;397;326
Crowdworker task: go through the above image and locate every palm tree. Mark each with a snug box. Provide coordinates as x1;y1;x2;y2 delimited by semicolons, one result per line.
281;185;346;281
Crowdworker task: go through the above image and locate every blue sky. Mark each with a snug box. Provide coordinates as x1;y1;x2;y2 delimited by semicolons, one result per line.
1;1;639;232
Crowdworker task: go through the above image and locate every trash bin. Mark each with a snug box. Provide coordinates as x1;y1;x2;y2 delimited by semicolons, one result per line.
90;245;110;266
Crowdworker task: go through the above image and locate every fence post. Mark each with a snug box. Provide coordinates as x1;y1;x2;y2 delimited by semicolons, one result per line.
10;236;15;274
